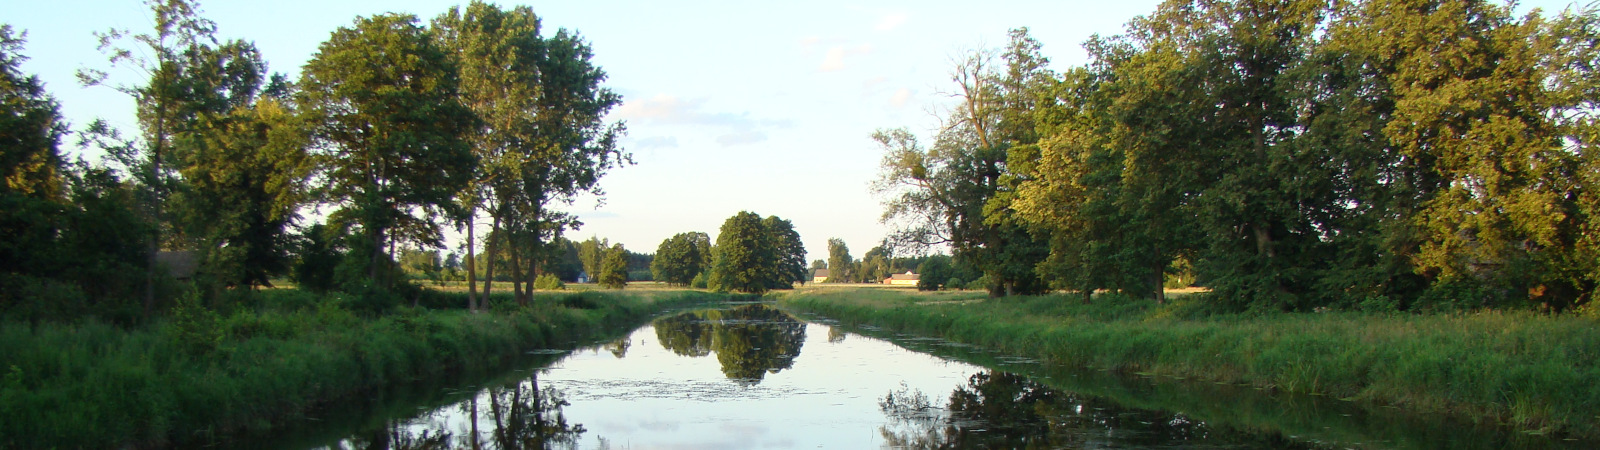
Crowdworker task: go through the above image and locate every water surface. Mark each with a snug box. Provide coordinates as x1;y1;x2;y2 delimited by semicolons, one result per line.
272;303;1590;449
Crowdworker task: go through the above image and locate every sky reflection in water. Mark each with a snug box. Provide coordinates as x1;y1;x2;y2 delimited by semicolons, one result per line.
317;304;1589;450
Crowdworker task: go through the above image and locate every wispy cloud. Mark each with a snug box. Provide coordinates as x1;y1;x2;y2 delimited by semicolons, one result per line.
875;12;908;31
716;130;768;146
615;94;787;147
819;44;873;72
889;88;913;108
634;136;679;149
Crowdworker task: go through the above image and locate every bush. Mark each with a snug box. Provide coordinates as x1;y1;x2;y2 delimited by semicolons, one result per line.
946;277;964;290
534;273;565;290
691;272;708;289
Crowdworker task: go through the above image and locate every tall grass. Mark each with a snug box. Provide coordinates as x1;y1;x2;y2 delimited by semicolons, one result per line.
780;288;1600;439
0;288;729;449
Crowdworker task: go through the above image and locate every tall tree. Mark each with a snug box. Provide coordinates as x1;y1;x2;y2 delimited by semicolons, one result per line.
763;216;807;289
78;0;222;317
166;40;311;293
708;212;803;294
299;13;476;287
435;4;628;306
710;212;774;294
0;26;65;200
874;29;1051;297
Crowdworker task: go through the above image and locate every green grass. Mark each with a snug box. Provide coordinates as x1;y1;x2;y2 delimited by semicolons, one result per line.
778;287;1600;439
0;288;731;449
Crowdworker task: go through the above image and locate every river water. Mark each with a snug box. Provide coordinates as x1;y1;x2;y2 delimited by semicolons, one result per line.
250;303;1590;449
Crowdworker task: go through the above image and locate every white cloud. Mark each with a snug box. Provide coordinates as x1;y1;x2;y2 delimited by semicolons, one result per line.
818;44;873;72
889;88;913;108
635;136;679;149
716;130;768;146
616;93;787;148
875;12;908;31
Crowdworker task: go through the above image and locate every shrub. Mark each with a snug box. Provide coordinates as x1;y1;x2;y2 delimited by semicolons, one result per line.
534;273;566;290
945;277;963;290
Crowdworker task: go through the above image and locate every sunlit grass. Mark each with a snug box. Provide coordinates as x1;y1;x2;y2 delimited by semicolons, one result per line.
780;288;1600;439
0;288;731;448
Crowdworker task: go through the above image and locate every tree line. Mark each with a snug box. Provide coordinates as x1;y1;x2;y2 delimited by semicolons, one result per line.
650;211;807;294
0;0;625;322
876;0;1600;312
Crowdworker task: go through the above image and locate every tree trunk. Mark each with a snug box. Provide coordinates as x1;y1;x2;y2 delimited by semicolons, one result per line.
1082;289;1092;305
466;207;479;312
509;239;524;305
481;215;500;306
369;226;385;285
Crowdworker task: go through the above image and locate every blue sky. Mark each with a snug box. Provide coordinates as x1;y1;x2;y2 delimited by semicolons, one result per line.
3;0;1583;262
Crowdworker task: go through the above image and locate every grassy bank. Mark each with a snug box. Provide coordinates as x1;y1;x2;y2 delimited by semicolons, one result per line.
778;288;1600;439
0;288;731;449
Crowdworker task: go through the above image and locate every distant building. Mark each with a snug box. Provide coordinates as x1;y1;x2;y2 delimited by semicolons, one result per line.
156;251;200;281
577;271;590;284
884;271;919;286
812;268;830;284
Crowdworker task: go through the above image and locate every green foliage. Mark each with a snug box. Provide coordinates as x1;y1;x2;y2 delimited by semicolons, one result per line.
0;25;66;199
165;293;223;355
291;223;344;294
707;211;805;294
916;254;953;291
651;231;710;286
577;236;608;280
598;243;628;289
299;12;476;287
690;271;708;289
826;238;853;283
533;273;565;290
984;0;1600;311
0;288;731;448
433;3;626;306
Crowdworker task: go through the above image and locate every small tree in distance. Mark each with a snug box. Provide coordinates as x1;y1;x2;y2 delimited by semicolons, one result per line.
599;243;628;289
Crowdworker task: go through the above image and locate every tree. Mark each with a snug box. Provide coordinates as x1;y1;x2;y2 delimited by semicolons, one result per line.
763;216;807;289
916;254;953;291
577;236;608;280
652;231;710;286
599;242;627;289
78;0;224;317
825;238;853;283
433;3;628;307
0;26;65;200
710;212;773;294
299;13;476;288
872;31;1051;296
163;40;311;294
708;211;805;294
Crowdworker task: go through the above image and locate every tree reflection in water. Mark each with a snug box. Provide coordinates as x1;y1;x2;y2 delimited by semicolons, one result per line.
339;373;584;450
880;370;1329;449
652;304;806;384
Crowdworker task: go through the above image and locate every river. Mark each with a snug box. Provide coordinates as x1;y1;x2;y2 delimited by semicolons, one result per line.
236;303;1591;449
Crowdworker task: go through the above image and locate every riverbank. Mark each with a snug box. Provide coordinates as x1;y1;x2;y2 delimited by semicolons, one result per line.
0;288;731;449
777;288;1600;439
